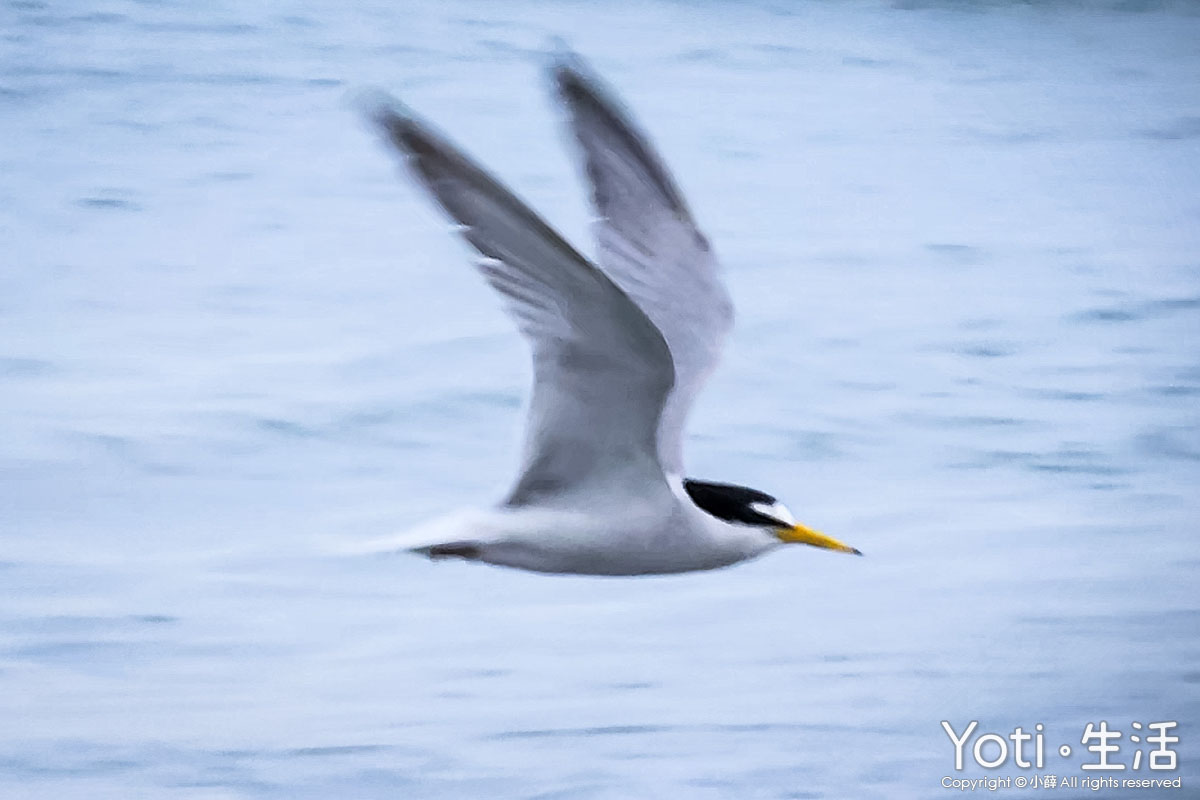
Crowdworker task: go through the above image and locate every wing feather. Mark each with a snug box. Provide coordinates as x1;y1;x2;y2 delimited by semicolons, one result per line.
365;96;675;506
551;52;734;475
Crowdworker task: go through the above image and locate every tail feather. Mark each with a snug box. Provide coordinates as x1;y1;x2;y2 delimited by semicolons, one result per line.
419;541;482;560
329;509;492;560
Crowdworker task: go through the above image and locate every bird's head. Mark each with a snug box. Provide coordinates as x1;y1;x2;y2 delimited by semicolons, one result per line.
683;479;861;555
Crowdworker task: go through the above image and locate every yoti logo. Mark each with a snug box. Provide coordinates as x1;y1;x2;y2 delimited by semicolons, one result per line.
942;721;1047;769
941;719;1180;772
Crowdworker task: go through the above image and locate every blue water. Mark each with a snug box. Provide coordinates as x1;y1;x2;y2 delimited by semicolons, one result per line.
2;1;1198;797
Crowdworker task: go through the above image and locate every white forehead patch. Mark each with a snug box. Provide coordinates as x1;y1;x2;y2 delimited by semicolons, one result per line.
750;500;795;526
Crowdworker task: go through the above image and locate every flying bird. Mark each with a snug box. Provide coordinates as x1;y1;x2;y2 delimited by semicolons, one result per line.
361;48;861;575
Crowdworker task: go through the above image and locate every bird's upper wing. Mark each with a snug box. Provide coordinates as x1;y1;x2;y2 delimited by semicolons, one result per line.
551;51;734;476
365;95;675;507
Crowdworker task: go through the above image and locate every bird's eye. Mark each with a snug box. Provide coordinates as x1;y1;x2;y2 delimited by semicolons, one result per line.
749;500;795;527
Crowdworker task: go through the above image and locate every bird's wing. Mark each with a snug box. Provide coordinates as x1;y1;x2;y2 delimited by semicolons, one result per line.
550;50;734;476
365;95;675;507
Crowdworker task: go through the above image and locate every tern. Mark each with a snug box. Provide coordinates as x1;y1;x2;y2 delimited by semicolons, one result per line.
361;49;861;575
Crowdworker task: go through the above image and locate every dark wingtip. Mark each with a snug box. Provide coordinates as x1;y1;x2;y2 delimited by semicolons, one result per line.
851;547;864;557
545;36;581;72
543;45;694;222
545;37;596;102
351;87;439;162
351;87;405;130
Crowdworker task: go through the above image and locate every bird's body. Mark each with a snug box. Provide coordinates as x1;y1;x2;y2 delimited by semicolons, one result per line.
361;47;860;575
400;478;778;576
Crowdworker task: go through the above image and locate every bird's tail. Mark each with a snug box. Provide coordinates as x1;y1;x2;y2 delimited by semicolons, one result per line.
329;509;492;560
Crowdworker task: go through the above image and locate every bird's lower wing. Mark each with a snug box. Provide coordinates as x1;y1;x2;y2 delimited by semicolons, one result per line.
551;50;734;477
365;95;675;507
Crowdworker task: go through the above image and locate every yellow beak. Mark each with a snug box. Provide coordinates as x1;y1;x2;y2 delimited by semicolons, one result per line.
776;523;862;555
